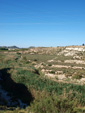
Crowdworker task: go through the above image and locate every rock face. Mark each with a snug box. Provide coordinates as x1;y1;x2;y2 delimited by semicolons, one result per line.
57;46;85;56
57;74;66;80
64;60;85;64
66;47;85;51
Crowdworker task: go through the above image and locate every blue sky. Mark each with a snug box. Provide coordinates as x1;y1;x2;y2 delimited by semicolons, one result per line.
0;0;85;47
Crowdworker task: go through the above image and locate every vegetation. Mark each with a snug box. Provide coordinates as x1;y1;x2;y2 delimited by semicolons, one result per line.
0;46;85;113
0;47;8;50
82;43;85;46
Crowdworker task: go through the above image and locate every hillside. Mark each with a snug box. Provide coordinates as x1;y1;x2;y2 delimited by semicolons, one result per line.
0;46;85;113
0;46;19;50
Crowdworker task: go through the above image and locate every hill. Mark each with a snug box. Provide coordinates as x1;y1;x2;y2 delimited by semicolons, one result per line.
0;45;85;112
0;46;19;50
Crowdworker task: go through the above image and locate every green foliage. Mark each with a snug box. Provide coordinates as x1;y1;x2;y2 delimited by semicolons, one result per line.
82;43;85;46
49;70;55;74
72;74;82;79
0;47;8;50
28;90;84;113
12;69;85;106
48;64;52;66
0;49;85;112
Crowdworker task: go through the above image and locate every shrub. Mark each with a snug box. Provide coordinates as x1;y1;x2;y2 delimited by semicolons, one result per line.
49;70;55;74
23;56;27;61
48;64;52;66
72;73;82;79
0;47;8;50
28;90;81;113
34;59;38;61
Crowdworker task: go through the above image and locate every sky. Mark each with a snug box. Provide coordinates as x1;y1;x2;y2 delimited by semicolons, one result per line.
0;0;85;47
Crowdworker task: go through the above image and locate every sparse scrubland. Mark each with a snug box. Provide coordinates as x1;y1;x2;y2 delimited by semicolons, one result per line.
0;46;85;113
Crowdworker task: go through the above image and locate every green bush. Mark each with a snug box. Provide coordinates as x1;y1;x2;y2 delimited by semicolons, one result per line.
48;64;52;66
28;90;82;113
49;70;55;74
0;47;8;50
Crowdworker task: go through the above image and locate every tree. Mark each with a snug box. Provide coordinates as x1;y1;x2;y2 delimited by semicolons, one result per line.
82;43;85;46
